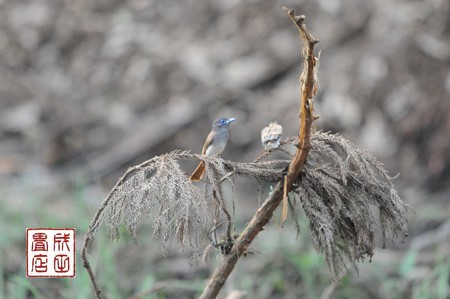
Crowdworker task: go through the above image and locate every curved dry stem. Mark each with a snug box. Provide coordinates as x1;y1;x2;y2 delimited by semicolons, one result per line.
82;156;163;299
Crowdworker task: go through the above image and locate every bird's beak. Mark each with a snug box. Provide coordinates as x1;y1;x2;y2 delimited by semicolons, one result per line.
227;118;236;124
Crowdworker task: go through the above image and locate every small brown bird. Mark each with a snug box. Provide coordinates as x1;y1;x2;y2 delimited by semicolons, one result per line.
261;122;283;150
190;118;236;181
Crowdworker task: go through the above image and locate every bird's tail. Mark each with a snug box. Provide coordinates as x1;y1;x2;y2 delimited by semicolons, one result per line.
190;161;206;181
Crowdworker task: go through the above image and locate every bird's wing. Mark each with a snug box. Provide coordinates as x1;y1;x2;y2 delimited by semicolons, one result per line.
201;131;216;155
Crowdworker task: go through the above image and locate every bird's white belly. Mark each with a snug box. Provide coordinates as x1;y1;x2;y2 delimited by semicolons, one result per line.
205;141;227;156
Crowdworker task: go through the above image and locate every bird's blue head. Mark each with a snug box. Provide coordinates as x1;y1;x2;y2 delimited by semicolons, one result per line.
213;117;236;129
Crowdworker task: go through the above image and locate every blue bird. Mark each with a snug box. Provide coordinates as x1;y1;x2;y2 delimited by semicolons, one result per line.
190;117;236;181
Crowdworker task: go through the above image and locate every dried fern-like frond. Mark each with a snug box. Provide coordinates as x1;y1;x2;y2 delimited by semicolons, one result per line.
290;131;411;280
227;159;288;181
97;151;209;252
88;151;291;253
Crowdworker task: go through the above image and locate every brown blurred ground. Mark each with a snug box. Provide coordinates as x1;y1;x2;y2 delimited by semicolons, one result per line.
0;0;449;298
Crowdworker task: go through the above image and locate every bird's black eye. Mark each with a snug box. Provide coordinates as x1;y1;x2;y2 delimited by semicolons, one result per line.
221;119;226;125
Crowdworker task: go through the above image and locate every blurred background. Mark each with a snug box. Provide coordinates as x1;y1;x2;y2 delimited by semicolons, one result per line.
1;0;449;298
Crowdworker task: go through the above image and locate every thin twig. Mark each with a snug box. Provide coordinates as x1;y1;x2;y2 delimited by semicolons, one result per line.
281;175;288;226
199;8;319;298
287;195;301;238
81;234;102;298
253;149;271;163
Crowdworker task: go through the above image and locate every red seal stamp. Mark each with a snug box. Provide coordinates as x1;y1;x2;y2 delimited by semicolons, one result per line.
26;228;75;278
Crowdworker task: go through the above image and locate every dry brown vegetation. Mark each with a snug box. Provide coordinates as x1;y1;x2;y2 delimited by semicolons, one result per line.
1;0;448;298
82;9;411;298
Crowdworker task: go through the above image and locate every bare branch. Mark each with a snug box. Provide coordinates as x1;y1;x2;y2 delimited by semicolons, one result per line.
199;8;319;298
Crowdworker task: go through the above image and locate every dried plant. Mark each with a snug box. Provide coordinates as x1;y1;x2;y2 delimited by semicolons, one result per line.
99;151;209;252
82;8;412;299
294;131;410;279
82;131;411;296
